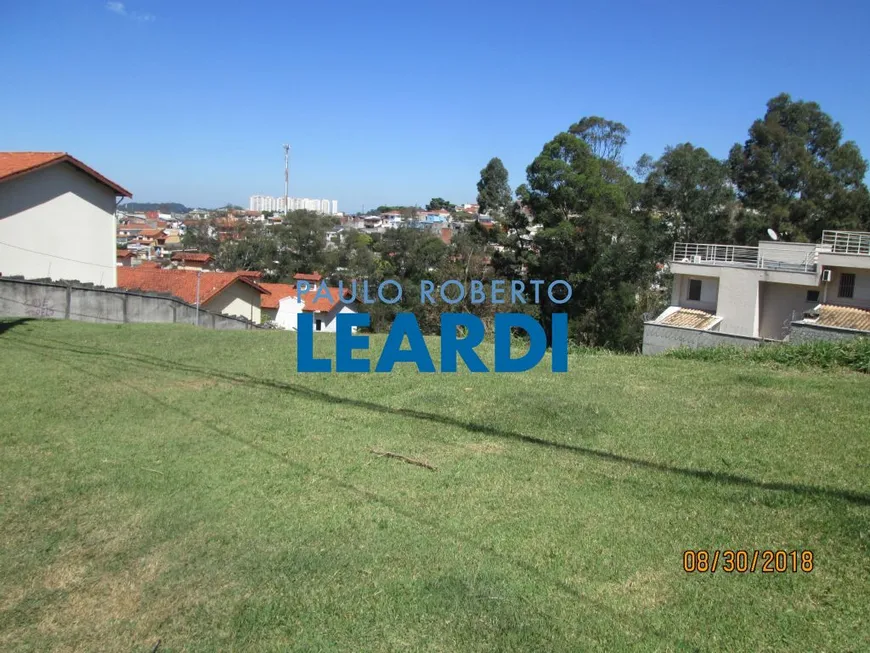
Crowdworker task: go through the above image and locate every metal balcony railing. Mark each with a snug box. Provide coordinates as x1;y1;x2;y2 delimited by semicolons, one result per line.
672;243;816;272
820;230;870;255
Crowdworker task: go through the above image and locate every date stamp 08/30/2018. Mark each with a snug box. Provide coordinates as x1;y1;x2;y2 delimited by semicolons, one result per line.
683;550;815;574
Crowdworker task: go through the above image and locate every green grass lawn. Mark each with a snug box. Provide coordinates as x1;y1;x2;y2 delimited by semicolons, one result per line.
1;318;868;652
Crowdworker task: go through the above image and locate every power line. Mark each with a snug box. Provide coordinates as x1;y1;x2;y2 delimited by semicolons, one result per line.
0;240;119;270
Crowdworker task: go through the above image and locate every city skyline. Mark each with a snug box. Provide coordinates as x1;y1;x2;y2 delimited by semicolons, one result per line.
250;195;339;215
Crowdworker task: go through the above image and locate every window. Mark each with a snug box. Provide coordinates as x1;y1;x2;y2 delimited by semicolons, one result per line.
838;273;855;299
806;290;820;302
316;319;322;332
688;279;702;302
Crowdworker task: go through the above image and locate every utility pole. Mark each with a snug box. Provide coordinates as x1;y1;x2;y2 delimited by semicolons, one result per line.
283;144;290;216
195;269;202;326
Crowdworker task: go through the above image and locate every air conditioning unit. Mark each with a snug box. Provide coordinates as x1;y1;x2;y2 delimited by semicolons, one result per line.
821;269;832;282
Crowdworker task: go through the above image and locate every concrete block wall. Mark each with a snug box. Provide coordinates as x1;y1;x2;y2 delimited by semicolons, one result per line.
789;322;870;344
0;277;260;331
642;322;763;355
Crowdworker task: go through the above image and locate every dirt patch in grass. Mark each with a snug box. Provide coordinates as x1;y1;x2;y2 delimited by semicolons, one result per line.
594;569;672;612
35;548;168;646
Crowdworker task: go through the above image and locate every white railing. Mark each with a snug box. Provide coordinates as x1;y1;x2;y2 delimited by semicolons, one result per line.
820;230;870;256
672;243;816;272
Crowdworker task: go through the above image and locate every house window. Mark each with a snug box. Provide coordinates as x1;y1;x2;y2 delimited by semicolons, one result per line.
806;290;820;302
316;319;322;332
688;279;702;302
838;273;855;299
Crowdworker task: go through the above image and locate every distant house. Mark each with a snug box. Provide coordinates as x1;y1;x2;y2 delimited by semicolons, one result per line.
274;286;357;332
643;230;870;353
117;268;268;322
171;251;214;270
0;152;132;286
270;274;356;332
116;250;134;267
258;282;297;322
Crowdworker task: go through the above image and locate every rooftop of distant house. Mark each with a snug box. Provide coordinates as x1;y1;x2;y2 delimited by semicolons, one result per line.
259;283;297;310
117;268;268;305
0;151;132;197
171;252;214;263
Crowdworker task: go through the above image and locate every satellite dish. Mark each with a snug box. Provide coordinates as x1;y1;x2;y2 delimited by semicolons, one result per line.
767;228;779;241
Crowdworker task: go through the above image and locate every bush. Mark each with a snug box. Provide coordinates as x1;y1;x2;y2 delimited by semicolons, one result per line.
666;338;870;374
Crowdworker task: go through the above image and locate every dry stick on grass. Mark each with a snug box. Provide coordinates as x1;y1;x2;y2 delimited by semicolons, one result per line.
370;449;437;471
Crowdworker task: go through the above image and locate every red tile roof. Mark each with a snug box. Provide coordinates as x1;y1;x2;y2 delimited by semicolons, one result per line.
116;249;134;259
170;252;213;263
117;268;267;305
294;272;323;282
261;280;350;313
808;304;870;332
660;308;719;330
0;151;132;197
137;261;162;269
139;228;165;238
303;286;349;312
259;283;297;309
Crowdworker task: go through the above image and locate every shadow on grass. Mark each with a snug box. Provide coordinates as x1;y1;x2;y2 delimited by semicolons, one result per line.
7;331;870;508
0;318;35;335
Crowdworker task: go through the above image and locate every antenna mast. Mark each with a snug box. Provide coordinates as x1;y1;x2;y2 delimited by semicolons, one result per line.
283;144;290;215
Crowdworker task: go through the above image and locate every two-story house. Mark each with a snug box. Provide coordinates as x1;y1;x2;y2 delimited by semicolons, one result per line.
643;230;870;354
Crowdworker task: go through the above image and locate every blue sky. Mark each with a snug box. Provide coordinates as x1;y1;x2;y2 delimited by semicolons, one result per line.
1;1;868;212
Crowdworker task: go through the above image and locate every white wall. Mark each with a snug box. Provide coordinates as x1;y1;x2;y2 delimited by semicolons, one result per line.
715;268;761;337
275;297;357;332
672;274;718;312
758;241;816;267
823;267;870;309
758;282;817;340
0;163;119;286
204;281;262;323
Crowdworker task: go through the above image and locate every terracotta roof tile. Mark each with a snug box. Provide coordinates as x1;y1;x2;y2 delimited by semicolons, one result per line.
259;283;297;309
808;304;870;332
301;286;350;313
0;151;132;197
294;272;323;282
116;249;133;259
117;268;266;305
170;252;213;263
660;308;718;330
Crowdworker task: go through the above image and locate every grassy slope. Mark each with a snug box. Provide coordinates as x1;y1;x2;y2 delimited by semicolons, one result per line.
0;318;868;652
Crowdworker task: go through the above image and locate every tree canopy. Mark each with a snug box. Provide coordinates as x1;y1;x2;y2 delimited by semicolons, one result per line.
641;143;736;245
728;93;870;242
476;158;512;219
426;197;454;211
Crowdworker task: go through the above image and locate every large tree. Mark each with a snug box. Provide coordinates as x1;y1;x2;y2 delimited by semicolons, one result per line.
476;157;512;219
728;93;870;242
426;197;454;211
568;116;629;163
511;122;656;350
641;143;737;246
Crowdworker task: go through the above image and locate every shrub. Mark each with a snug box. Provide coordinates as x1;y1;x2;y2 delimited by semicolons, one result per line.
666;338;870;373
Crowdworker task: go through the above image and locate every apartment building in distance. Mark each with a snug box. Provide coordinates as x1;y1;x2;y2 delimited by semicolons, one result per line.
249;195;338;215
643;230;870;354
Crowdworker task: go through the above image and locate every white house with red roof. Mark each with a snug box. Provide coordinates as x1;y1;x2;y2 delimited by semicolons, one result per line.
117;268;268;323
272;272;358;332
0;152;132;286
